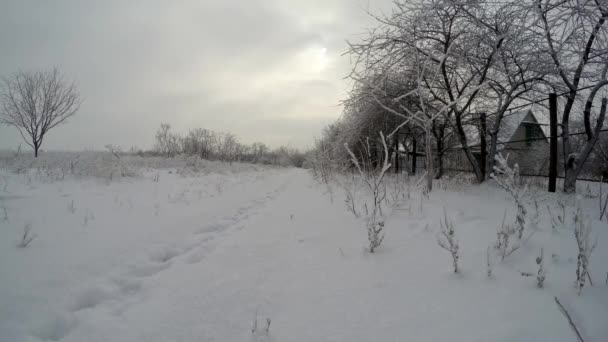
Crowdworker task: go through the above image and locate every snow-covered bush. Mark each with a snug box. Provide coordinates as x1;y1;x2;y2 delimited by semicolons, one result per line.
308;139;336;188
547;199;568;231
177;155;203;176
491;153;527;239
437;209;459;273
573;203;596;295
385;173;407;208
345;132;392;253
367;219;385;253
251;312;272;342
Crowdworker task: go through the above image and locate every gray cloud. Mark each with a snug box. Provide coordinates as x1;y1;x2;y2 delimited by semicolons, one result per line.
0;0;392;151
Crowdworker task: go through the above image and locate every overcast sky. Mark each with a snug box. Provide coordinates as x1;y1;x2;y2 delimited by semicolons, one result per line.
0;0;392;151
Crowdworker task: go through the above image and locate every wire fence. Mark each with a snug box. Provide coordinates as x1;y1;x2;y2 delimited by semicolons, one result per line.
399;89;608;185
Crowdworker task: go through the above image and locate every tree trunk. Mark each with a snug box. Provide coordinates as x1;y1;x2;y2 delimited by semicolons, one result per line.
425;125;433;191
562;94;608;193
33;140;40;158
455;114;484;182
435;139;444;179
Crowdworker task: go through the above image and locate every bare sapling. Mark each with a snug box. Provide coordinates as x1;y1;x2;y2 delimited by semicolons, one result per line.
251;310;272;341
0;176;7;192
548;199;568;230
486;246;493;279
2;204;7;222
341;172;360;218
573;203;596;295
491;153;527;239
530;198;541;231
68;199;76;214
437;208;459;273
309;138;336;201
18;224;35;248
536;248;546;288
345;132;392;253
495;209;520;261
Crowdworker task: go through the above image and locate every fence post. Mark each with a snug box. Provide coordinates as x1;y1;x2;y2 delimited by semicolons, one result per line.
480;112;487;181
411;136;417;175
549;93;558;193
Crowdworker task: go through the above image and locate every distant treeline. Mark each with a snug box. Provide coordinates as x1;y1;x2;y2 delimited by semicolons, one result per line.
138;123;305;167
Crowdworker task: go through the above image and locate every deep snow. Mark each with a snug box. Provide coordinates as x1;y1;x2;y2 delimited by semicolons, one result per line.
0;156;607;342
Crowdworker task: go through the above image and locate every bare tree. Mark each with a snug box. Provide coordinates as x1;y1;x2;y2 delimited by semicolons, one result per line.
349;34;486;191
154;123;181;158
347;0;527;184
0;68;80;157
535;0;608;193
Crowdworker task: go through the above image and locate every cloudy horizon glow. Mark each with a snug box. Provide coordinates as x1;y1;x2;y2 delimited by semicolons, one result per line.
0;0;392;152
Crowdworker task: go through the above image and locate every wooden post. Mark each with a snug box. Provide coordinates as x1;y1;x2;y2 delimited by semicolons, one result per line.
480;112;487;181
549;93;558;193
411;136;417;175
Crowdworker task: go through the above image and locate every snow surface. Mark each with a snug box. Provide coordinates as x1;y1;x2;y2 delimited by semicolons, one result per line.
0;155;607;342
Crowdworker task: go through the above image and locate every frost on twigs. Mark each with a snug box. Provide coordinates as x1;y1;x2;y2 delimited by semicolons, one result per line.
344;132;392;253
573;202;596;295
340;172;360;218
367;219;385;253
437;208;459;273
495;209;520;261
491;153;527;239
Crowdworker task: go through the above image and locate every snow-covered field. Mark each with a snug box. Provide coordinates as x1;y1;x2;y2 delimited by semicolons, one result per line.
0;153;607;342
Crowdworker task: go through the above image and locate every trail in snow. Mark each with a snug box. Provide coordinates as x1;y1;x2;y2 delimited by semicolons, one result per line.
0;166;292;342
1;167;607;342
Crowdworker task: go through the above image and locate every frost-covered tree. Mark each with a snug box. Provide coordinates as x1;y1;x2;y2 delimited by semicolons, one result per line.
534;0;608;193
0;68;80;157
346;0;518;186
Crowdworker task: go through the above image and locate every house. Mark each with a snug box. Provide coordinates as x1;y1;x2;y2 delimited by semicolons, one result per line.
442;110;550;175
497;110;550;174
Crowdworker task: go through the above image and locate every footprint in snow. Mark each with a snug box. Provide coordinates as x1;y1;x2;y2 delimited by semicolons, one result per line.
148;246;180;263
69;287;108;312
31;313;77;341
128;262;171;278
